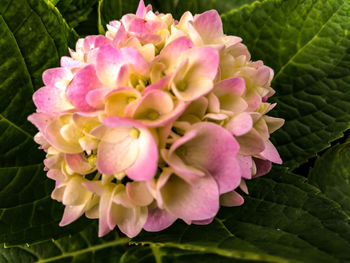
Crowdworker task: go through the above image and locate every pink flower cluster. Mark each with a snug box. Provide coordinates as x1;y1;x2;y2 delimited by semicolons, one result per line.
28;0;284;238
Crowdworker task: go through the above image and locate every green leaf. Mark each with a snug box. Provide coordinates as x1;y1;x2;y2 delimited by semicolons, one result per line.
51;0;98;29
0;0;88;245
309;142;350;216
121;246;276;263
75;4;99;36
4;170;349;263
171;0;261;19
130;168;350;263
221;0;350;169
0;223;129;263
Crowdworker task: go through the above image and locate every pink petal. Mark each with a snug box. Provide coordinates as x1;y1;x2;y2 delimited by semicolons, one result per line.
171;47;219;101
208;92;220;113
192;217;214;225
33;86;74;114
132;90;187;127
135;0;152;18
142;76;170;94
96;45;124;87
86;88;115;109
187;47;219;80
256;66;272;87
167;122;241;193
229;43;251;61
144;208;177;232
92;117;158;180
126;127;158;181
265;116;285;134
82;180;106;196
44;118;83;154
83;35;112;53
245;90;262;111
180;96;208;121
65;153;94;174
111;203;148;238
204;113;228;121
72;112;101;131
225;112;253;136
240;179;249;194
47;169;65;182
27;113;52;132
172;74;214;102
111;22;128;47
187;21;203;45
133;89;173;118
213;77;248;113
193;10;223;41
136;0;146;18
96;134;138;175
154;168;172;209
42;67;72;87
160;37;194;68
62;177;91;206
122;15;162;44
85;195;100;219
258;140;282;164
44;154;62;170
59;204;85;226
60;56;86;69
51;184;65;201
121;47;149;76
214;77;245;96
254;158;272;177
99;191;114;236
236;154;252;179
161;143;206;183
105;87;141;117
126;182;153;206
220;191;244;207
66;65;103;111
103;118;158;181
160;173;219;221
83;181;114;237
158;122;172;149
236;129;265;156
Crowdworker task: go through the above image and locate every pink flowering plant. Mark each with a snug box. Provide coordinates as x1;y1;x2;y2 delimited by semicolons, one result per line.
28;0;285;237
1;0;350;262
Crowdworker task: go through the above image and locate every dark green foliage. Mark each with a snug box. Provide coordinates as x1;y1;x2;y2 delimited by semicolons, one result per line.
0;0;88;246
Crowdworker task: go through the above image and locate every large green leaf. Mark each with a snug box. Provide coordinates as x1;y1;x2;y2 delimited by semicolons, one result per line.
129;168;350;263
50;0;98;29
1;232;272;263
171;0;260;19
0;223;129;263
221;0;350;169
0;0;89;246
309;142;350;216
3;168;350;262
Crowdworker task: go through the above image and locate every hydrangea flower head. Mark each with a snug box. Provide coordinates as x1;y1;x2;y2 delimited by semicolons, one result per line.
28;0;284;238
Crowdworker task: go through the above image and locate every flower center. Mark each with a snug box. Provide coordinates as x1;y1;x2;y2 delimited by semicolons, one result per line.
129;128;140;139
88;154;97;167
177;80;187;91
146;110;160;120
127;96;137;103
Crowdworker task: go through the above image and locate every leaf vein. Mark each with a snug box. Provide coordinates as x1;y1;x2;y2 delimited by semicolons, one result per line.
274;2;346;80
